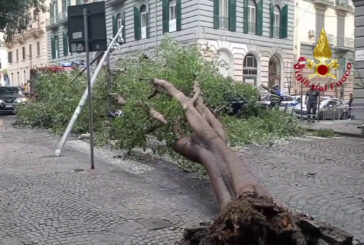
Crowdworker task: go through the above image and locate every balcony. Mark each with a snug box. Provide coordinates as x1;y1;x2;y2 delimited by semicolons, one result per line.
311;0;335;7
108;0;127;6
335;0;353;11
325;33;354;50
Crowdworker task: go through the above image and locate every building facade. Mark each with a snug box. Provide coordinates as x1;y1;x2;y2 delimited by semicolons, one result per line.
48;0;295;91
5;4;50;86
294;0;355;99
0;33;9;86
352;0;364;120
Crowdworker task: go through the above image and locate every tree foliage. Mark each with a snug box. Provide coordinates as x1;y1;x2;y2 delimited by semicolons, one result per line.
16;39;302;151
0;0;45;41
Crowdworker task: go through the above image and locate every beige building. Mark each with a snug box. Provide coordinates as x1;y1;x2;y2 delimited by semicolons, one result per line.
293;0;355;99
5;3;50;86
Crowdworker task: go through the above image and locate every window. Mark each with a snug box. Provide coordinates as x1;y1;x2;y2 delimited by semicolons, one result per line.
219;0;229;29
270;4;288;38
169;0;177;32
51;35;59;59
63;32;69;56
140;5;148;39
29;44;32;59
8;52;12;63
22;47;26;60
37;41;40;56
16;49;19;62
113;13;126;42
24;70;26;83
53;1;58;23
76;0;84;4
62;0;70;18
213;0;235;31
163;0;181;32
243;54;258;84
248;0;256;34
33;10;39;21
273;6;280;38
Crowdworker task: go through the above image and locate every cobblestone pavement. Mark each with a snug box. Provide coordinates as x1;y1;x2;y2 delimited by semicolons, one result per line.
236;136;364;244
1;115;364;244
0;115;219;245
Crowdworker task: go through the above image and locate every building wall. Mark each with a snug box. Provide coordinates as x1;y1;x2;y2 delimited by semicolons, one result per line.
6;3;50;86
352;0;364;120
0;33;8;86
47;0;295;93
294;0;355;100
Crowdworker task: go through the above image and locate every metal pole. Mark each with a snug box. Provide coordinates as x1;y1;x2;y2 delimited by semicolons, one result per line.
54;19;124;157
300;70;303;121
106;54;111;113
84;8;95;169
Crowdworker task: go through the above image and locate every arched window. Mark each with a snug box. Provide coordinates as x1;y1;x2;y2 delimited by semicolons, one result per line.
140;5;148;39
217;49;234;78
273;5;280;38
169;0;177;32
243;54;258;85
248;0;256;34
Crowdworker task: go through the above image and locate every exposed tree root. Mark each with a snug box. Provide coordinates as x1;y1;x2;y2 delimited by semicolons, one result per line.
180;193;306;245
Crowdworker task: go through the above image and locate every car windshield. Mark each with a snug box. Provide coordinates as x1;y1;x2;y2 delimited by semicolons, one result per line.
0;87;21;95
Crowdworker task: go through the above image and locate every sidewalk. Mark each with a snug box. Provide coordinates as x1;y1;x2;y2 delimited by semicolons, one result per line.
299;119;364;136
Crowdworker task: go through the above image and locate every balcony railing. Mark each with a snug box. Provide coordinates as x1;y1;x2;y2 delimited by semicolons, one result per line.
325;34;354;49
335;0;353;10
311;0;335;5
219;17;229;30
247;22;256;34
272;27;281;38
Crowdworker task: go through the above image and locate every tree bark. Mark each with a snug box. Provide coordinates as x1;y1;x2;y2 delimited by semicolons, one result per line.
152;78;306;243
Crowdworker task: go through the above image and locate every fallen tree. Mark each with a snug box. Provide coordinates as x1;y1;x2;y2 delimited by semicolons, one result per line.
16;39;352;243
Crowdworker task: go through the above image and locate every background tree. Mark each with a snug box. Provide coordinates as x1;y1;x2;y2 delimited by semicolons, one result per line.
0;0;45;42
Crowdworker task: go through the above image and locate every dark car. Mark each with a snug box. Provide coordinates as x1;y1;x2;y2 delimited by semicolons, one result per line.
0;87;27;114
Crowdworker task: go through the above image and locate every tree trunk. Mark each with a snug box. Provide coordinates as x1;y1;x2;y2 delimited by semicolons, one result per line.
152;79;307;243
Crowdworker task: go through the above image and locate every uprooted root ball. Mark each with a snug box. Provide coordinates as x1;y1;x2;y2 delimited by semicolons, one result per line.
180;194;306;245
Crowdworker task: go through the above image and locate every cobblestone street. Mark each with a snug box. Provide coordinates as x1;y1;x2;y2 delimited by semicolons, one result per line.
0;115;363;244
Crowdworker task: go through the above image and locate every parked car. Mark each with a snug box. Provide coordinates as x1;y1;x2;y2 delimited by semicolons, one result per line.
292;97;349;120
0;87;27;114
258;94;299;113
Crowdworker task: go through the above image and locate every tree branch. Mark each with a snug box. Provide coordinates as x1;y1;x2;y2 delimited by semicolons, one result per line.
191;81;201;105
149;108;167;125
196;97;227;142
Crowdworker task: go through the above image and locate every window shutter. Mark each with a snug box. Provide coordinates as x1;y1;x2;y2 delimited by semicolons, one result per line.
229;0;236;31
270;3;274;38
256;0;263;36
176;0;182;31
280;5;288;38
112;15;117;36
63;33;69;56
163;0;169;33
146;12;150;38
213;0;219;29
243;0;248;33
122;14;126;42
51;36;55;59
134;7;141;40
